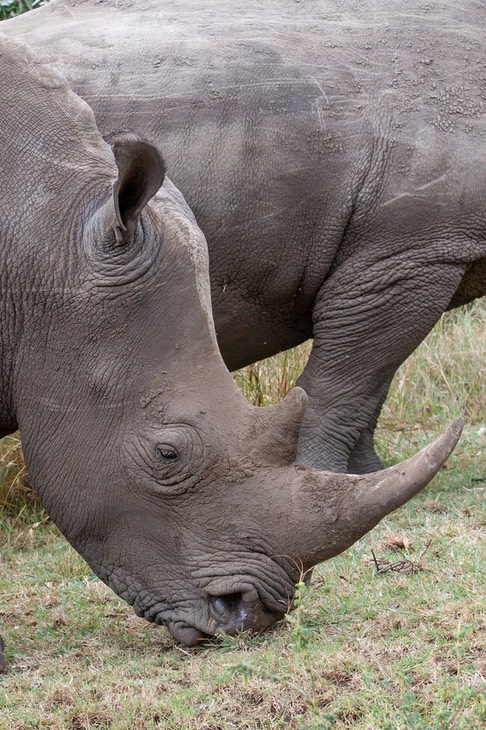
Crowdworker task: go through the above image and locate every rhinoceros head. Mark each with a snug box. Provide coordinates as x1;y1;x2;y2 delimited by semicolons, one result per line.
75;402;462;645
2;34;462;646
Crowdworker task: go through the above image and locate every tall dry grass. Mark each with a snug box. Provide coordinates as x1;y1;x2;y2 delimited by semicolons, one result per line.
0;436;35;513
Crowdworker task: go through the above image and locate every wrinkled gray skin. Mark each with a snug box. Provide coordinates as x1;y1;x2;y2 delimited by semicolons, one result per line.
4;0;485;475
0;31;466;668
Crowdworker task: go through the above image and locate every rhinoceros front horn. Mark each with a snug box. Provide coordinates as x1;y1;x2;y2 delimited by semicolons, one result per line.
287;418;464;569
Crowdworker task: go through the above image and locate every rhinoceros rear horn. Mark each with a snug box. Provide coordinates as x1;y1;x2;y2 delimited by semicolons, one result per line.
247;386;308;465
106;130;165;244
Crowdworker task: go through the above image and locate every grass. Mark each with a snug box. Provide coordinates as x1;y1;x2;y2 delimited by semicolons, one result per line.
0;459;484;728
0;302;484;728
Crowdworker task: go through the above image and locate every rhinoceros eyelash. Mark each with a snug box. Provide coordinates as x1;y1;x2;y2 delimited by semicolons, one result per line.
156;444;179;462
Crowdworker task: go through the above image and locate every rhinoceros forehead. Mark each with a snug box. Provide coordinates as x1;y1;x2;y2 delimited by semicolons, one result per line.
152;177;214;326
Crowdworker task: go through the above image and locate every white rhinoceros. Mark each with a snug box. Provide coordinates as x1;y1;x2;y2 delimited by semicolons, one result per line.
0;14;467;667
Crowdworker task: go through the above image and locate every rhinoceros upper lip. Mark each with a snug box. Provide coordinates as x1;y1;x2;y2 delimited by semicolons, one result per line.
137;604;209;645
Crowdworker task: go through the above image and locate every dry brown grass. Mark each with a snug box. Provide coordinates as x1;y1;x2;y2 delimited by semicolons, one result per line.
0;435;38;513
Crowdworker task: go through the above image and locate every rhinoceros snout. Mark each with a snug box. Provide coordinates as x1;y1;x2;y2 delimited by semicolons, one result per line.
210;592;250;632
167;592;283;646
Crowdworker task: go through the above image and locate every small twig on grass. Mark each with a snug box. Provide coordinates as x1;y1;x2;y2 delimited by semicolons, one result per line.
370;549;418;575
419;538;433;558
371;549;381;573
29;515;51;531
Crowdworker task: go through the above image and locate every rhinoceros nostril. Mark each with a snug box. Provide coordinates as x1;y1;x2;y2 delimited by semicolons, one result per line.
211;596;229;617
209;592;283;635
210;593;248;623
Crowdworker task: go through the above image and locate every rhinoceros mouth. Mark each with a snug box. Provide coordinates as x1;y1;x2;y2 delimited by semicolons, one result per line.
167;622;209;646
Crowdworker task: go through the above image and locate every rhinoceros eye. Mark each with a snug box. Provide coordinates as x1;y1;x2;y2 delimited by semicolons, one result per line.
125;424;204;495
156;444;179;462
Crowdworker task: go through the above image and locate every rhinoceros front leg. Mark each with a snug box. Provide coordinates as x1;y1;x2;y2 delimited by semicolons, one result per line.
347;414;385;473
296;255;466;473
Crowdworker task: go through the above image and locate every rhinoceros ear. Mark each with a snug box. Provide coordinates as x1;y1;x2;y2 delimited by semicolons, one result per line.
106;131;165;245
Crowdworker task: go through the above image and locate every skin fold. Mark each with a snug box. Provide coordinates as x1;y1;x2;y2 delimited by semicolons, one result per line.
3;0;485;474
